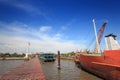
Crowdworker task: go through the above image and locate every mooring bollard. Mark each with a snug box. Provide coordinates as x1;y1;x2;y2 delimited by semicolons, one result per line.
57;50;61;70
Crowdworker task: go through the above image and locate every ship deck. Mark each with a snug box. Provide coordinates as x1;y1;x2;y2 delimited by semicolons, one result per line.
81;53;104;56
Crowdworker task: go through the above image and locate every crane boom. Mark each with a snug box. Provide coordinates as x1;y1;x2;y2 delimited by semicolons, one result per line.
94;22;107;53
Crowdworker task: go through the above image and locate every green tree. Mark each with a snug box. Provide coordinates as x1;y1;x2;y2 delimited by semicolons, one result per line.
12;53;18;57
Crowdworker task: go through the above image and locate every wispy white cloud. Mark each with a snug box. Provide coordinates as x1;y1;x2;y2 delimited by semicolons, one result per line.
60;19;76;30
39;26;52;32
61;26;66;30
0;21;85;53
0;0;48;19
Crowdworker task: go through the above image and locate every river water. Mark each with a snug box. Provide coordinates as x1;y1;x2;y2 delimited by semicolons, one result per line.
0;60;24;75
41;59;103;80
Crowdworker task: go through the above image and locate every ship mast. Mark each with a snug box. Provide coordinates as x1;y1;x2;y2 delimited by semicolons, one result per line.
92;19;101;53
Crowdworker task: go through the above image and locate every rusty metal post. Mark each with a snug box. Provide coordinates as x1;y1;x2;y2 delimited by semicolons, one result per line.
57;50;61;70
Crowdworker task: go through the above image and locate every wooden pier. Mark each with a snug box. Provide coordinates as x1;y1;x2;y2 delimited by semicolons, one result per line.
0;55;45;80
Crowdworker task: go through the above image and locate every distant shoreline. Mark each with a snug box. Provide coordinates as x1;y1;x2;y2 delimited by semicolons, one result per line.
0;57;28;60
60;57;74;60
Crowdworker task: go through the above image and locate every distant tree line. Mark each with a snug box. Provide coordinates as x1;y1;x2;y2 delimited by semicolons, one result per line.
0;53;25;57
61;51;76;57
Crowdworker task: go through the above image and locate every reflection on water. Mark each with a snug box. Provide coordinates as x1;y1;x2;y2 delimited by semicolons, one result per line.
41;59;103;80
0;60;24;75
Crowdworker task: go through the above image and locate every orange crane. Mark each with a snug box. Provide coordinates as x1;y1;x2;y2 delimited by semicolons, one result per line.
94;22;107;53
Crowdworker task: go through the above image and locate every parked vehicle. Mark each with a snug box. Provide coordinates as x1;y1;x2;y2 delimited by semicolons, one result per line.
39;53;56;62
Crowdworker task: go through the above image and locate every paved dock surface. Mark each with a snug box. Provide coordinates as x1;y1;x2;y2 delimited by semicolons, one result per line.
0;55;45;80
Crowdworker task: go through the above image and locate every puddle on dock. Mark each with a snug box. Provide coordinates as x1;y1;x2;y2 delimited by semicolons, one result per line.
40;59;103;80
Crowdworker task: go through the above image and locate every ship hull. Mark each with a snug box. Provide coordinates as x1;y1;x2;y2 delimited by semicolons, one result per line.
75;50;120;80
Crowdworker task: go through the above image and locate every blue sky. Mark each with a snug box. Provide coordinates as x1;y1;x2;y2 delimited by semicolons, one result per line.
0;0;120;53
